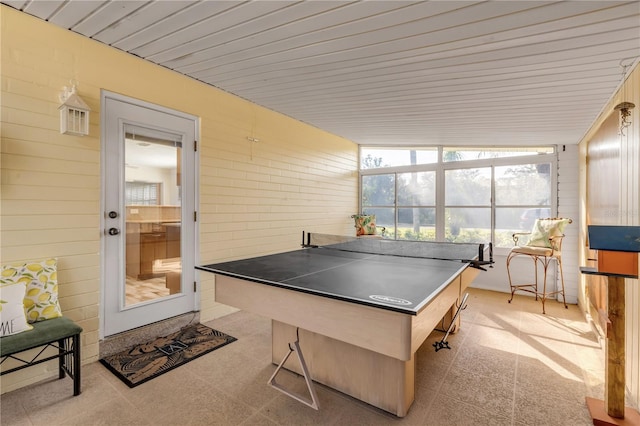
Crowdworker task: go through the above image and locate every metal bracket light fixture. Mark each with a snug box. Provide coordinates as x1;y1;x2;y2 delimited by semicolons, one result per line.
614;102;635;136
614;57;637;136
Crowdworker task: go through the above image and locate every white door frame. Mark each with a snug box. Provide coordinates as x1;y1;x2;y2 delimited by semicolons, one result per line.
100;90;199;338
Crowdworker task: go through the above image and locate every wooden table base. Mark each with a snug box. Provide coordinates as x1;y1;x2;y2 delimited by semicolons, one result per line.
586;397;640;426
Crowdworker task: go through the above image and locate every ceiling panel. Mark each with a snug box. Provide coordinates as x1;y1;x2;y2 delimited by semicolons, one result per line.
153;2;376;67
93;1;198;45
128;1;295;58
47;1;109;29
2;0;639;146
22;0;63;18
111;2;237;51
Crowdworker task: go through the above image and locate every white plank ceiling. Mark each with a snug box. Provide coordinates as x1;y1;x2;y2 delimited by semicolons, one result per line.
3;0;640;146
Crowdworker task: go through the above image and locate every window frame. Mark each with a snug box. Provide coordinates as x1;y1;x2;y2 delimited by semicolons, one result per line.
125;181;162;205
359;146;558;253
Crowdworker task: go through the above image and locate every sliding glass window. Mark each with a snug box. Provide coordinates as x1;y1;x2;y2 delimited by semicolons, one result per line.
359;146;555;248
445;167;491;243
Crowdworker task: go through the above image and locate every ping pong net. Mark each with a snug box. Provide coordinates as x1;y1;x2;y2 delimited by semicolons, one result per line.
302;232;493;270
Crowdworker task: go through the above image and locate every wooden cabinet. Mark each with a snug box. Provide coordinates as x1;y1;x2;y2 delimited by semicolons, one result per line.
139;231;166;279
126;222;171;280
165;223;181;259
126;223;141;278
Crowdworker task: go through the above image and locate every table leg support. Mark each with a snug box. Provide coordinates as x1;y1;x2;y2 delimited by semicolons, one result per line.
268;338;319;410
272;320;414;417
434;292;468;352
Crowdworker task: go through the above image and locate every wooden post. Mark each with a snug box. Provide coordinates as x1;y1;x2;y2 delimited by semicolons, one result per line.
581;270;640;425
581;226;640;425
605;276;625;418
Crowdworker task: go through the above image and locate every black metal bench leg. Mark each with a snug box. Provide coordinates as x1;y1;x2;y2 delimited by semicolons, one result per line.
58;338;66;380
73;333;81;396
1;317;82;397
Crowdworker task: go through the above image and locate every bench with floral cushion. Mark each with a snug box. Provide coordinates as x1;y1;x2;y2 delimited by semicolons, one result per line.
0;259;82;395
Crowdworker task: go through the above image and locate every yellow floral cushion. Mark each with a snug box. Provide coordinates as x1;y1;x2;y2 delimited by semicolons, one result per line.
21;259;63;323
528;218;571;248
0;265;33;337
352;214;377;236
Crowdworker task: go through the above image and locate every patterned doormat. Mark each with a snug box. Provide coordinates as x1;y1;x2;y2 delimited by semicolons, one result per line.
100;324;236;388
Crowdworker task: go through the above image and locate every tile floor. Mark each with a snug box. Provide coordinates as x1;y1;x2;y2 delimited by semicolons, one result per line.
125;276;169;305
1;288;611;425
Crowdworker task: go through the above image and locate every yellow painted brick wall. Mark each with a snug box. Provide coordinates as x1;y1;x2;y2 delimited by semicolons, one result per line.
0;6;357;393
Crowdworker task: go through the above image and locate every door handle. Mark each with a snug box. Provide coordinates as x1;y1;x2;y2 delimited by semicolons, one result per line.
108;228;120;236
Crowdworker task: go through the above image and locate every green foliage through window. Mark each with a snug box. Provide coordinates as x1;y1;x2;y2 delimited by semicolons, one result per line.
359;146;555;246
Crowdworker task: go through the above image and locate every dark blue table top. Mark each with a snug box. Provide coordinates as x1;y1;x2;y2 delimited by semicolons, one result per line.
197;245;476;315
587;225;640;253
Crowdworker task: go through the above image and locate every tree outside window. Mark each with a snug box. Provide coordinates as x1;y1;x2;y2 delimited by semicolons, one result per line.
359;147;554;247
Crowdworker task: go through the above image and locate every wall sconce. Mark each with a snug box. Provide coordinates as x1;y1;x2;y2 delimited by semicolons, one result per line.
614;101;635;136
58;84;91;136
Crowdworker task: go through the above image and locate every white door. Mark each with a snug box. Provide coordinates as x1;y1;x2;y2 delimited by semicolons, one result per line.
102;92;198;337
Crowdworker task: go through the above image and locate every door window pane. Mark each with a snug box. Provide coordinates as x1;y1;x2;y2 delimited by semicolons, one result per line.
124;125;182;307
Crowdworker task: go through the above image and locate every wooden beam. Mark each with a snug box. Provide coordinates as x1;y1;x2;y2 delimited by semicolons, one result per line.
605;276;625;418
580;269;640;425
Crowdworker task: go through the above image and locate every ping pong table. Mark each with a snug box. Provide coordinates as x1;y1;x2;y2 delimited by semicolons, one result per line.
196;232;491;417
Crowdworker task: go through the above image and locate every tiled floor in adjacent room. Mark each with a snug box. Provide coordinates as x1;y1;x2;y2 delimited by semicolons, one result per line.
1;288;612;425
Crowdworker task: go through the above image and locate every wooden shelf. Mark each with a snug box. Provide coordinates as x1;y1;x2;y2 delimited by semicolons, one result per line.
580;267;638;279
